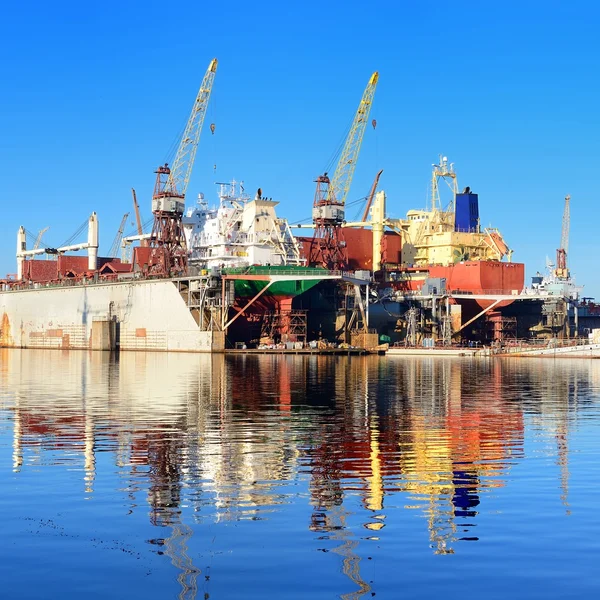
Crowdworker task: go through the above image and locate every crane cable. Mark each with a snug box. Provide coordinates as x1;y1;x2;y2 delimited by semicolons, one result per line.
59;218;90;248
322;114;354;176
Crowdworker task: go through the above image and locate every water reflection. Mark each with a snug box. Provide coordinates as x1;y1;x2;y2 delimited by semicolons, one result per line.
1;349;598;598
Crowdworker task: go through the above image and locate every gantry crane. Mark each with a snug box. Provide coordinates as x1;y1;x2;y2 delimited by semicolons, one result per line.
109;213;130;258
556;194;570;279
148;58;218;276
308;71;379;269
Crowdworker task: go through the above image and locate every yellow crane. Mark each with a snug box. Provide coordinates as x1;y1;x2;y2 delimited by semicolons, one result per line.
309;71;378;269
328;71;379;206
155;58;218;203
149;58;218;276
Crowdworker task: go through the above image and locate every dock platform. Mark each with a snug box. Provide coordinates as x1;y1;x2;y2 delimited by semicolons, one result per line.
225;348;384;356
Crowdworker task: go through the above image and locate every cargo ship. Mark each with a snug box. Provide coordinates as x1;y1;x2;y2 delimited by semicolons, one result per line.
0;179;337;351
297;157;524;301
0;48;527;354
297;157;526;345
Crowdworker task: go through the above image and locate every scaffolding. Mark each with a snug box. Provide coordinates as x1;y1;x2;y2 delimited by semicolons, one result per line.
486;311;517;343
404;307;421;347
440;315;452;346
342;284;369;343
260;310;308;344
176;276;234;331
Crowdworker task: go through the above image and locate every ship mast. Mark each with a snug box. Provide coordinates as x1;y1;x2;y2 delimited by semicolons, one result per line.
430;155;458;213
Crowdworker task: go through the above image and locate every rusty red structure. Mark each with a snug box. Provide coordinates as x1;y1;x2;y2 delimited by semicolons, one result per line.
147;164;188;277
19;255;128;284
307;174;348;270
298;227;402;272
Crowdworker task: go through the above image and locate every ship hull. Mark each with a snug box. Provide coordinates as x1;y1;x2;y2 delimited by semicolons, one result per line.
225;266;326;311
0;279;223;352
391;261;525;308
429;261;524;308
428;261;524;295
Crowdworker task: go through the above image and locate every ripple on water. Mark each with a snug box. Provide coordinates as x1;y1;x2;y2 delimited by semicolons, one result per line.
1;350;600;598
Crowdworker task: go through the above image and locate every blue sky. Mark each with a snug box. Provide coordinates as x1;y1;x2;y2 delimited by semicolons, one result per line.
1;1;599;295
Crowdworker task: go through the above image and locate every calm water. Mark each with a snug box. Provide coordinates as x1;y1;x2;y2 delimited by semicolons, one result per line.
1;350;600;599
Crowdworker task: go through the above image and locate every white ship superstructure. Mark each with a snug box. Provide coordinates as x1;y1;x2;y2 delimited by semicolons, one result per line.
183;181;303;269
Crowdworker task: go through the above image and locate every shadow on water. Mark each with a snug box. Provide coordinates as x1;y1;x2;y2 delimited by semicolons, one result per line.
1;349;599;598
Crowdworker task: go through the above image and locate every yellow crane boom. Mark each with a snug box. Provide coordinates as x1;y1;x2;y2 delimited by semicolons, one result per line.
329;71;378;205
308;70;378;269
165;58;218;198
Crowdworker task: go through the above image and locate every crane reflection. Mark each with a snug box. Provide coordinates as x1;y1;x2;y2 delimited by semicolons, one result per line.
2;349;590;598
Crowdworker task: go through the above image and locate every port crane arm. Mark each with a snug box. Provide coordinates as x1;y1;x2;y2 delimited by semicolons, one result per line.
165;58;218;197
132;188;143;236
109;213;130;258
556;194;570;276
328;71;378;205
17;214;99;258
561;194;570;259
308;70;378;269
361;169;383;223
33;227;49;250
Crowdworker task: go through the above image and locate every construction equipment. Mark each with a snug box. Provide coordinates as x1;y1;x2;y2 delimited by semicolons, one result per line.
360;169;383;224
16;214;99;280
33;227;49;251
556;194;570;279
131;188;147;248
148;58;218;276
308;71;379;269
109;213;129;258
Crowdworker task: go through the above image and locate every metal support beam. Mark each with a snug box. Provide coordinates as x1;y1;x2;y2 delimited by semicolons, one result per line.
223;280;275;331
354;284;368;333
454;298;504;335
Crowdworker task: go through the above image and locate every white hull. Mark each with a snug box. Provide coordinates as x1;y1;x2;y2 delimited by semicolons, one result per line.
0;279;224;352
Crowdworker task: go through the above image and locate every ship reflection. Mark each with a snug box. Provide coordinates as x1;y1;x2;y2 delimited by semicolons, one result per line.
1;349;592;597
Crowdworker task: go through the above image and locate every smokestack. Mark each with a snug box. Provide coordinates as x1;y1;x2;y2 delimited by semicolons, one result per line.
16;226;26;280
88;212;99;271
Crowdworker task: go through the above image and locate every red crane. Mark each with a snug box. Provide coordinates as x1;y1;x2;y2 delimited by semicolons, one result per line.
148;58;218;276
308;71;378;269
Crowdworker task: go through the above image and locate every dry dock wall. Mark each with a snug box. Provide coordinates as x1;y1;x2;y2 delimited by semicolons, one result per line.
0;279;223;352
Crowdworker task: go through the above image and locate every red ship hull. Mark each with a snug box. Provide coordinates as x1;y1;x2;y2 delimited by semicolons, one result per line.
388;261;524;309
298;228;524;318
299;228;524;303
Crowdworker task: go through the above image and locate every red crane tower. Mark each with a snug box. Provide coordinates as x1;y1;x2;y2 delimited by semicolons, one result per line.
148;58;218;276
308;71;378;269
